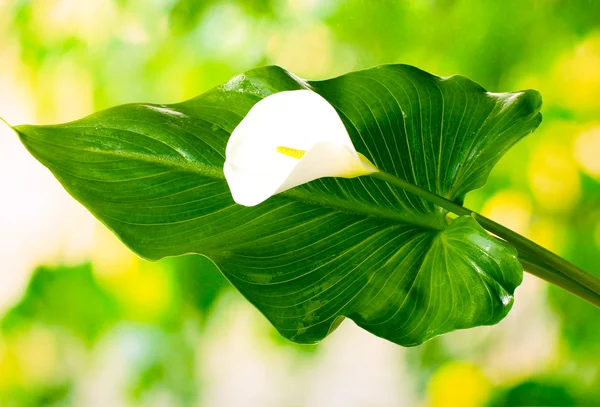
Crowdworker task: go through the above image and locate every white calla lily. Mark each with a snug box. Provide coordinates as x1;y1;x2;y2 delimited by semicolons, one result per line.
224;90;378;206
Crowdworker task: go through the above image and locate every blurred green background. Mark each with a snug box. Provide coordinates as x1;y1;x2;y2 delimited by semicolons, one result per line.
0;0;599;406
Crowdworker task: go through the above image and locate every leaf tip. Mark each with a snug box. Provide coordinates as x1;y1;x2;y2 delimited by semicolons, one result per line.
519;88;543;115
0;116;12;129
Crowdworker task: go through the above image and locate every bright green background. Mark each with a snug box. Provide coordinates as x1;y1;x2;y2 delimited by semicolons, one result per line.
0;0;599;406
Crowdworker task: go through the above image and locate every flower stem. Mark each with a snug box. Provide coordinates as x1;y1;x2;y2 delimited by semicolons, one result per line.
370;170;600;308
518;254;600;307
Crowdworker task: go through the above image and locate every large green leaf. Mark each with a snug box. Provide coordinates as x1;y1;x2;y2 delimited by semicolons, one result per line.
14;65;542;346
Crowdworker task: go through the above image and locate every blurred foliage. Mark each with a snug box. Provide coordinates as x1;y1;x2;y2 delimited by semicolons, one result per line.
2;264;118;344
0;0;599;406
486;379;581;407
165;255;230;319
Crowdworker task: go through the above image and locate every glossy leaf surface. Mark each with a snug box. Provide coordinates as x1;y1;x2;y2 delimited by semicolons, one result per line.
14;65;542;345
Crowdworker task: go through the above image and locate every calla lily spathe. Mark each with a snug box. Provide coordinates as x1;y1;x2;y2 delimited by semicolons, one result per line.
224;90;378;206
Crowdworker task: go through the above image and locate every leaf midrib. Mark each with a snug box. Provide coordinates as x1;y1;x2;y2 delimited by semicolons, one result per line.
17;125;445;231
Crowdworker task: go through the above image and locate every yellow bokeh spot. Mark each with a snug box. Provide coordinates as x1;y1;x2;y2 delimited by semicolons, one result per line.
427;361;491;407
0;327;59;388
0;339;20;389
528;142;580;213
529;219;564;254
47;59;94;123
91;223;139;277
91;224;173;321
267;22;333;77
574;125;600;179
102;262;173;322
481;190;532;235
549;34;600;112
124;263;173;320
277;145;306;159
30;0;116;43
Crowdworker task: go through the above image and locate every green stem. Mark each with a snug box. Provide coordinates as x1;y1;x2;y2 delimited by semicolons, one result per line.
519;254;600;308
370;170;600;307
